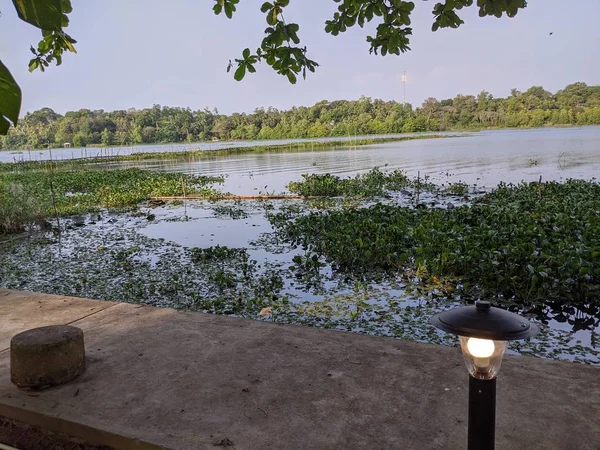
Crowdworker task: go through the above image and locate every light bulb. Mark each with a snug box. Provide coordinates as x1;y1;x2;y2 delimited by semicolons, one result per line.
467;338;495;358
467;338;495;374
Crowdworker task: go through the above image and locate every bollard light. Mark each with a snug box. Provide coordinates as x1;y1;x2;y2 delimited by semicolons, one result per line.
431;300;539;450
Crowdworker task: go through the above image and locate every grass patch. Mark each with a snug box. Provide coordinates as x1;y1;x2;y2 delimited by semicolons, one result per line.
0;184;47;234
0;168;223;232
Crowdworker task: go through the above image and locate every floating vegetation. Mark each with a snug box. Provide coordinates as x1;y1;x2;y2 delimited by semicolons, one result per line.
0;197;598;364
0;215;283;316
288;168;422;198
271;179;600;308
211;203;250;220
443;182;470;196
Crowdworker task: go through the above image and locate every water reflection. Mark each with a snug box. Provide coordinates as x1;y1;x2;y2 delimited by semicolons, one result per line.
534;302;600;333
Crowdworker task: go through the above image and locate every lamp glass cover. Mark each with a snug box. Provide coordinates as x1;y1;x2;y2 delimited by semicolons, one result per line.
459;336;507;380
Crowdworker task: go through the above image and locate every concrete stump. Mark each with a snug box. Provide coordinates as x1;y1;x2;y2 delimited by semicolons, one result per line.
10;325;85;389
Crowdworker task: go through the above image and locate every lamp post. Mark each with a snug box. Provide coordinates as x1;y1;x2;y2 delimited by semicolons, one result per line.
431;300;539;450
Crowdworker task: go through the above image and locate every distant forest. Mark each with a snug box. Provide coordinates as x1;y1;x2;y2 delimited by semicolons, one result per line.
2;82;600;150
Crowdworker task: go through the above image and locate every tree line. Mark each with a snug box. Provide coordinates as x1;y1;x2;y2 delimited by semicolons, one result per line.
2;82;599;151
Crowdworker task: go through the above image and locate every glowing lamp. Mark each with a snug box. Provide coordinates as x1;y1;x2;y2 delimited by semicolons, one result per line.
431;300;539;449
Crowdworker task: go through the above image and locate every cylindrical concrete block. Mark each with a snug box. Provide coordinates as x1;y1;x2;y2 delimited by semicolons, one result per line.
10;325;85;389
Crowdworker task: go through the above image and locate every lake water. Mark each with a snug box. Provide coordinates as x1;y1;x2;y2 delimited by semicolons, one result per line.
0;132;453;163
89;126;600;194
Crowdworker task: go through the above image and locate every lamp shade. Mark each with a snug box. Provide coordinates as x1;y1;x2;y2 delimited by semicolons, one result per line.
430;300;539;341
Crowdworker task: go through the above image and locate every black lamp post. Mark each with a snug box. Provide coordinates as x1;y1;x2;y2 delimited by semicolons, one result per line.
431;300;539;450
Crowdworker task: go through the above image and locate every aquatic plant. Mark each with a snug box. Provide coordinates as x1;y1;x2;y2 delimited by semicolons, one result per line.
288;168;413;197
211;203;250;220
444;182;470;196
272;179;600;306
0;202;598;364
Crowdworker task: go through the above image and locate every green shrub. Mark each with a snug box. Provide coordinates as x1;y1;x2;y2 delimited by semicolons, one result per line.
0;183;47;234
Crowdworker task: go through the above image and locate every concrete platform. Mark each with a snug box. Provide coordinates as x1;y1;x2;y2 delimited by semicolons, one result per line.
0;289;598;449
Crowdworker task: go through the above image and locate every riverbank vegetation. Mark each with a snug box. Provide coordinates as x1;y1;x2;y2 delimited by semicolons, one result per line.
0;168;223;233
2;82;599;150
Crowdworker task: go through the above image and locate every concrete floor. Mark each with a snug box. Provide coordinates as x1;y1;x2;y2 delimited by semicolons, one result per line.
0;289;599;450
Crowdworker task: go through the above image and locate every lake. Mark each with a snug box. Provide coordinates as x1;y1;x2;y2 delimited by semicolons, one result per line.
87;126;600;194
0;132;454;163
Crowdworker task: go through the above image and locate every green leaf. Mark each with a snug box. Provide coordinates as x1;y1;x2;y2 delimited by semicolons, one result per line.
267;10;277;25
64;36;77;53
60;0;72;14
260;2;272;13
0;60;22;135
402;2;415;12
234;64;246;81
28;58;39;72
243;48;251;59
286;72;297;84
12;0;63;31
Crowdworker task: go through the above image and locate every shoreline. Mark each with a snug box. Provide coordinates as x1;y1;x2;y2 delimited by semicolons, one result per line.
0;134;458;168
0;124;600;154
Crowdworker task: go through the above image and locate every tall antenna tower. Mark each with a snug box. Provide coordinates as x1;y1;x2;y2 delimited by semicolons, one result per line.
401;71;407;105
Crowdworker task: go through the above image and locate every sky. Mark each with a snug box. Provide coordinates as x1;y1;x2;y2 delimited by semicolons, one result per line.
1;0;599;116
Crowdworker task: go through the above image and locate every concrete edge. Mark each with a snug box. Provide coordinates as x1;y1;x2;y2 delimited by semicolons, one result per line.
0;403;169;450
0;300;118;355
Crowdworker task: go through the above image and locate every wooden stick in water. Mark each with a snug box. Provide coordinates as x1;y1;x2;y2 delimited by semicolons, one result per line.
151;195;307;200
181;177;187;216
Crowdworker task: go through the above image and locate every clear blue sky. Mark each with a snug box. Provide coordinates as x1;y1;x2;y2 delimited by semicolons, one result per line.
2;0;599;116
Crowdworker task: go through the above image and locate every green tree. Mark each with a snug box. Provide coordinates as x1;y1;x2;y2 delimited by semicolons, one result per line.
72;132;87;147
307;121;329;138
100;127;114;146
132;125;143;144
